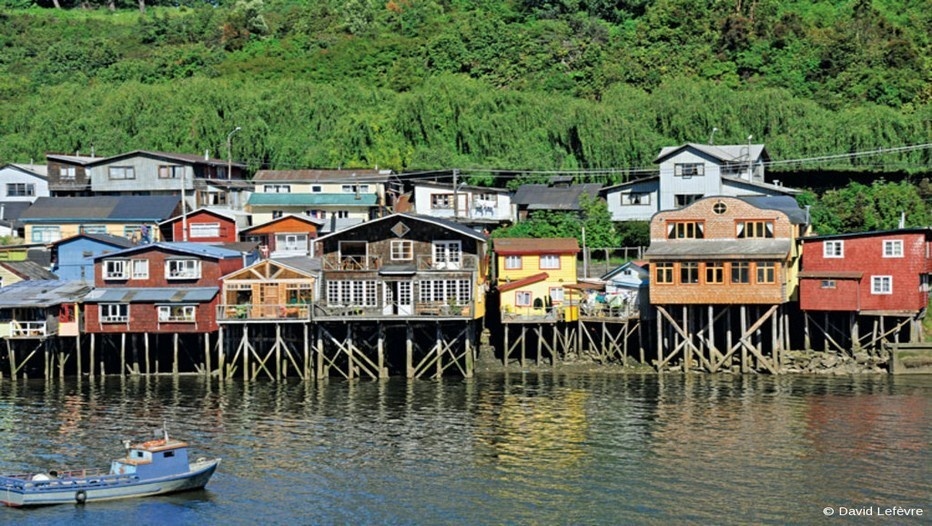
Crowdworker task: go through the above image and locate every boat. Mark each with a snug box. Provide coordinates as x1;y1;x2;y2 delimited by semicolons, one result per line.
0;428;220;507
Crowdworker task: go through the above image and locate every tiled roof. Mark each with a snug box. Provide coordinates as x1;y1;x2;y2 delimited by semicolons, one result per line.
494;237;580;255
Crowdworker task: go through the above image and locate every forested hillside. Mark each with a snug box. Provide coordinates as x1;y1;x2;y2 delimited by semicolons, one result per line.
0;0;928;187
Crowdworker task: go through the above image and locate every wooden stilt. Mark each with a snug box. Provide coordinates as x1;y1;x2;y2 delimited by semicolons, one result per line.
243;325;249;381
89;333;95;380
405;324;413;378
76;335;82;378
741;306;749;373
317;325;325;380
303;324;310;380
172;333;179;376
120;332;126;377
465;323;474;378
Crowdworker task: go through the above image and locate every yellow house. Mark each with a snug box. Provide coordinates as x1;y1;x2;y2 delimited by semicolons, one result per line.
19;196;179;244
494;237;580;320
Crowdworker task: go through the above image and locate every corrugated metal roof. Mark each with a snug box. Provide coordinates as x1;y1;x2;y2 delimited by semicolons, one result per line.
247;193;378;206
85;150;246;169
493;237;580;255
45;154;98;165
512;183;602;210
0;261;58;280
0;280;91;308
645;239;791;259
313;213;488;243
92;241;245;261
20;196;180;222
84;287;218;303
654;143;769;164
253;169;389;183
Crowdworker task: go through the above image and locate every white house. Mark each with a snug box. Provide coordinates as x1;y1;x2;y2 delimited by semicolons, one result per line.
602;143;799;222
404;181;514;229
0;164;49;202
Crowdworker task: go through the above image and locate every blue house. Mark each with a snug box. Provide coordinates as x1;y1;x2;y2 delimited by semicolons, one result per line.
51;233;137;281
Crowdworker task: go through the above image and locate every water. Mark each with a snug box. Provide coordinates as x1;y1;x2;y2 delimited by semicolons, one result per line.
0;373;928;525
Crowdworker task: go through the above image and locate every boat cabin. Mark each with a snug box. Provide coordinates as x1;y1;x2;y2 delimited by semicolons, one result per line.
111;437;191;479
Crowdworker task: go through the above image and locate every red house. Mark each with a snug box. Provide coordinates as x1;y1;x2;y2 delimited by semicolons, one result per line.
799;228;932;313
83;242;255;334
158;208;246;243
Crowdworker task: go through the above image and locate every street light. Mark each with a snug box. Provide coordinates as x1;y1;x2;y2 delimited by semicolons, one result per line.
226;126;242;180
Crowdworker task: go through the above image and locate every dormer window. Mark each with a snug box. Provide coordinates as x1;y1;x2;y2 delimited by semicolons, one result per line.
166;259;201;279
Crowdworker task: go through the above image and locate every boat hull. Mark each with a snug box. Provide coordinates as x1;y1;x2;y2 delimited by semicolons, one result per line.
0;458;220;507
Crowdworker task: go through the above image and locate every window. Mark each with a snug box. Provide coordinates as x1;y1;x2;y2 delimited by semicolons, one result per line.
824;241;844;258
271;210;284;219
109;166;135;180
871;276;892;295
731;262;750;284
504;255;522;270
680;262;699;284
705;262;724;284
6;183;35;197
31;226;61;243
433;241;462;269
131;259;149;279
158;165;184;179
190;222;221;238
549;287;565;304
655;263;674;284
539;255;560;270
674;194;703;208
756;262;776;284
327;281;379;307
311;185;322;193
821;280;836;289
166;259;201;279
341;184;369;193
431;194;453;209
61;167;76;180
712;202;727;215
419;279;471;303
667;221;704;239
391;240;413;261
737;221;774;239
99;304;128;323
515;291;531;307
622;193;650;205
263;185;291;193
104;260;128;279
674;163;704;177
883;240;903;258
80;225;107;234
158;305;196;322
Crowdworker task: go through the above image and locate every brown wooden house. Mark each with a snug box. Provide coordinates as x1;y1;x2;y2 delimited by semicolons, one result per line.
217;257;318;322
313;213;488;320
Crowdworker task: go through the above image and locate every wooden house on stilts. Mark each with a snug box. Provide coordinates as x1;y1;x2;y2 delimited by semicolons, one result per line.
645;196;810;373
312;213;488;379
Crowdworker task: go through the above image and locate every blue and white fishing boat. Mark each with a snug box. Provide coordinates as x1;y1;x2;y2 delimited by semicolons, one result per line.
0;428;220;507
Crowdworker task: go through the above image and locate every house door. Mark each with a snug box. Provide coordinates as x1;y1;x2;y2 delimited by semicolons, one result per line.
383;281;413;315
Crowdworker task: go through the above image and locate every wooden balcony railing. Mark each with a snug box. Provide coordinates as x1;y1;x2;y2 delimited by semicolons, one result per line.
416;254;478;271
9;321;49;338
217;303;311;322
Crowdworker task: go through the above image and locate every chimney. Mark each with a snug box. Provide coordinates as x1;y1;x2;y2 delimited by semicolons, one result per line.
899;212;906;229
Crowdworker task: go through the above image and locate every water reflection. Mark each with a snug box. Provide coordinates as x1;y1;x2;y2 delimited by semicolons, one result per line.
0;374;927;525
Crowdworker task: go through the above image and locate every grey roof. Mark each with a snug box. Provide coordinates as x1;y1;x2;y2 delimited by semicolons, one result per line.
599;175;660;194
414;180;510;193
45;153;98;165
0;280;91;308
317;217;366;235
512;183;603;210
92;241;245;261
85;150;246;169
0;261;58;280
722;176;801;196
0;201;34;229
654;143;769;164
83;287;218;303
253;169;390;183
645;239;792;260
314;213;488;243
20;196;181;222
599;261;648;281
52;232;137;249
735;195;809;224
2;164;48;179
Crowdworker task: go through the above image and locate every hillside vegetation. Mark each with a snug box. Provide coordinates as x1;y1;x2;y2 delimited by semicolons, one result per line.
0;0;928;186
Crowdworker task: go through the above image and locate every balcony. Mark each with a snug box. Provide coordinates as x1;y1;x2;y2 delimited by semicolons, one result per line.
218;303;311;323
9;321;49;338
416;255;478;272
312;302;475;319
321;254;381;271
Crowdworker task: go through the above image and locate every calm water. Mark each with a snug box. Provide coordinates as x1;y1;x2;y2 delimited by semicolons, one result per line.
0;373;928;525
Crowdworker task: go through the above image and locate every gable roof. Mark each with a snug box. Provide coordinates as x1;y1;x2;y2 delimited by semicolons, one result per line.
800;227;932;242
239;214;324;234
735;195;809;224
45;153;98;166
512;182;602;210
654;143;769;164
493;237;580;255
0;280;91;308
85;150;245;169
220;256;320;281
158;207;243;226
91;241;245;261
600;261;648;281
51;232;137;249
313;213;487;243
20;196;181;222
1;163;48;179
253;169;390;183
